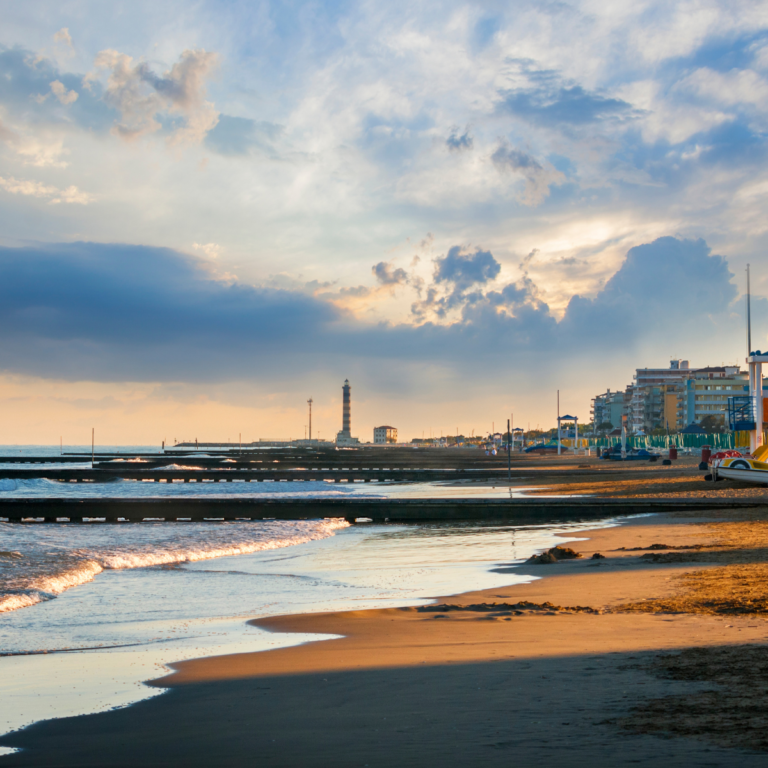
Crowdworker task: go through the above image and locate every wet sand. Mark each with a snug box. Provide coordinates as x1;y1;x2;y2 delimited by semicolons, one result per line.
4;509;768;766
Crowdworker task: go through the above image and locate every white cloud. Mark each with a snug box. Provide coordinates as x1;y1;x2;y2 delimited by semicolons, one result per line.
49;80;78;105
192;242;222;259
0;176;93;204
680;67;768;111
0;115;70;167
52;27;74;52
85;48;220;146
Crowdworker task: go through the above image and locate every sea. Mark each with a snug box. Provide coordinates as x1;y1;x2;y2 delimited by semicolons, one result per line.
0;445;615;754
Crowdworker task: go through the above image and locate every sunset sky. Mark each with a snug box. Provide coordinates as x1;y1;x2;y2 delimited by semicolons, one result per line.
1;0;767;444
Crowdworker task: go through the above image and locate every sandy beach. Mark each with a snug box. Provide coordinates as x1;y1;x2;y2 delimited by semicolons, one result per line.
4;500;768;766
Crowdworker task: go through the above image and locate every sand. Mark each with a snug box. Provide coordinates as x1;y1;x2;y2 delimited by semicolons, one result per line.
4;511;768;766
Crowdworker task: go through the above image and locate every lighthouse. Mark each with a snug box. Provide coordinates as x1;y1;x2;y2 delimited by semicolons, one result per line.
336;379;359;446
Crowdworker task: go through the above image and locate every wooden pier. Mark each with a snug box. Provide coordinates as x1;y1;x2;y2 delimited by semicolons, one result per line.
0;466;627;483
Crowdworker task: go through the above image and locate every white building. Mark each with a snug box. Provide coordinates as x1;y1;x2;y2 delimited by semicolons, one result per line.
373;426;397;444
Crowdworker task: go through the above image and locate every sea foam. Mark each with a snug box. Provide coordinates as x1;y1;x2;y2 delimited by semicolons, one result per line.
0;518;349;614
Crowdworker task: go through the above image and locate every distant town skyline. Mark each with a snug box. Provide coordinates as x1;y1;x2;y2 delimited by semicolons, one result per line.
1;2;767;443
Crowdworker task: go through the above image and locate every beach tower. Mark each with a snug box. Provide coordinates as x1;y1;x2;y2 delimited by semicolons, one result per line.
747;353;767;453
558;415;579;453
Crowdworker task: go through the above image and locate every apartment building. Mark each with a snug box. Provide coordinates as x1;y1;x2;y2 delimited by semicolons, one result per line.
592;361;749;434
680;367;748;428
591;389;628;430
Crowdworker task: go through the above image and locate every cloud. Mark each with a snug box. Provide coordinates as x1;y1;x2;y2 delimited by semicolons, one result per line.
0;176;93;204
0;237;753;387
491;143;566;206
500;83;637;127
372;260;408;285
0;47;113;133
204;115;283;156
192;242;222;259
49;79;78;105
446;128;473;152
0;241;338;381
52;28;73;50
412;245;502;318
434;246;500;290
561;237;738;340
85;48;220;145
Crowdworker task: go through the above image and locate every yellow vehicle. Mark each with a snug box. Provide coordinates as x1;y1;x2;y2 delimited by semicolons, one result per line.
712;444;768;484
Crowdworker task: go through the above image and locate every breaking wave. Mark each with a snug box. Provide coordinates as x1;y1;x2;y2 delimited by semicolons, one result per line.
0;518;349;614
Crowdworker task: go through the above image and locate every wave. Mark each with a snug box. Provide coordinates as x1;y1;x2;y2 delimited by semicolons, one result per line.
149;464;204;471
0;519;349;614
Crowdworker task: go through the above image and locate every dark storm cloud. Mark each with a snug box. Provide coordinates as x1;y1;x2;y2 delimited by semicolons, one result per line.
561;237;738;340
433;246;501;290
0;242;338;380
0;237;749;383
411;246;501;318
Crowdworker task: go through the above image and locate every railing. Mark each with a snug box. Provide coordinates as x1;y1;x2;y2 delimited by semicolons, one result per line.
588;433;741;450
726;395;756;431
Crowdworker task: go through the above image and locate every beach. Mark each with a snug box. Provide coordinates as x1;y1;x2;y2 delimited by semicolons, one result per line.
4;503;768;766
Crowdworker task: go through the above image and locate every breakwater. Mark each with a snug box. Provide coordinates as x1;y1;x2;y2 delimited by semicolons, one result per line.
1;496;764;523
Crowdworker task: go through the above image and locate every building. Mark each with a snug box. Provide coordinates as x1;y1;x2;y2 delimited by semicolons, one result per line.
680;367;749;428
373;426;397;444
336;379;360;446
591;389;628;430
593;361;756;434
629;360;699;433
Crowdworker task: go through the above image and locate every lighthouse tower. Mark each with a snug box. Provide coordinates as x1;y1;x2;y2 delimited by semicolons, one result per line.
336;379;359;446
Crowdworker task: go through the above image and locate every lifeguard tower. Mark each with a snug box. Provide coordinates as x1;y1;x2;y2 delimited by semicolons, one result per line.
557;414;578;455
728;353;767;453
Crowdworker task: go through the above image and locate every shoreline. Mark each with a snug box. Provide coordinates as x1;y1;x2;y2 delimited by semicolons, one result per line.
4;508;768;765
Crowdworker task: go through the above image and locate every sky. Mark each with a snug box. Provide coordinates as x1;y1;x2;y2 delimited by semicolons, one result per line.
1;0;768;444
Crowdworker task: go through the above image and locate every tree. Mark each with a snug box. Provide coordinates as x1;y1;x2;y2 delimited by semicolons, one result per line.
699;414;725;433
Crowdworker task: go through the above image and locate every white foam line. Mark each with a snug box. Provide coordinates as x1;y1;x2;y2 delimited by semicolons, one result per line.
0;519;350;614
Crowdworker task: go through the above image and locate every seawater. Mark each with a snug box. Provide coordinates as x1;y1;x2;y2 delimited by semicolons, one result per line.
0;446;613;751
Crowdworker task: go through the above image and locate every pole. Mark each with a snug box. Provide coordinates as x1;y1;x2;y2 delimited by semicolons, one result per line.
747;263;752;356
756;361;764;451
60;436;62;456
308;398;313;441
507;418;511;482
557;391;561;455
91;428;94;468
